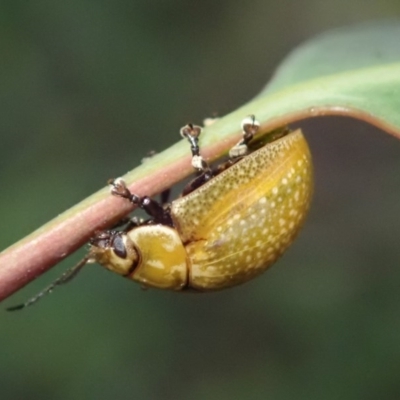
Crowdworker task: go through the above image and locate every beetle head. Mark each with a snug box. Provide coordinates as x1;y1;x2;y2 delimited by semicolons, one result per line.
89;231;139;276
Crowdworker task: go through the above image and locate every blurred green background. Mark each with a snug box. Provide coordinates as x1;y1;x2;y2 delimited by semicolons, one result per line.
2;2;400;400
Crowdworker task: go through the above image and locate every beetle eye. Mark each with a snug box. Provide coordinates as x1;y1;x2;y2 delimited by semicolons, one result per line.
112;234;127;259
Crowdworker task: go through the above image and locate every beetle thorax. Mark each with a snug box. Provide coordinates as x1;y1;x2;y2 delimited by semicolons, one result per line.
124;225;188;290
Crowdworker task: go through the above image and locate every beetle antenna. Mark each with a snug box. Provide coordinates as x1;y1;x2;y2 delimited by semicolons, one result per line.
6;255;92;311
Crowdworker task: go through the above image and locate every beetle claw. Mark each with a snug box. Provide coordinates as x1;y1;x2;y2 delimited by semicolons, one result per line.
108;178;134;201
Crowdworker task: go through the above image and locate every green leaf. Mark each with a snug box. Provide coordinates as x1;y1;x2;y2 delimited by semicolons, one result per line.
240;20;400;136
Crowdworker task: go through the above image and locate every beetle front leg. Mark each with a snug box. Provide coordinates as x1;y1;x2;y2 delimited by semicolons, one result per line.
109;178;173;226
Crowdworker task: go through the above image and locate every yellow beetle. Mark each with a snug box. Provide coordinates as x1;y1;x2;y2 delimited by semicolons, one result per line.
8;116;312;310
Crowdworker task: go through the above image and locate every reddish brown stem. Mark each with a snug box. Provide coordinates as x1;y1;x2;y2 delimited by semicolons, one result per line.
1;106;399;304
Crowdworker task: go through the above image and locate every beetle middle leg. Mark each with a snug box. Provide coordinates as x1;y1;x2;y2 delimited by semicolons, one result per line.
180;123;215;196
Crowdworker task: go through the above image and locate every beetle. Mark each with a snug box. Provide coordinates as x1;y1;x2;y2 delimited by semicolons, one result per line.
8;116;313;310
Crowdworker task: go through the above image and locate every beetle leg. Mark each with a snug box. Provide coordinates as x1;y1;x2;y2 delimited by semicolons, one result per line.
180;123;212;175
229;115;260;159
108;178;174;226
160;188;171;205
181;171;214;196
180;123;215;196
